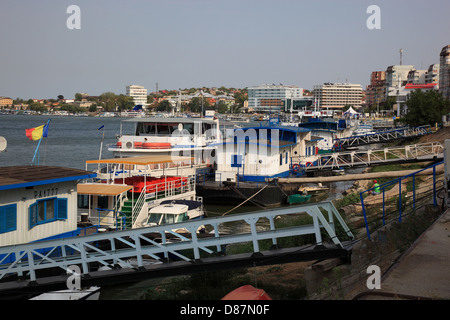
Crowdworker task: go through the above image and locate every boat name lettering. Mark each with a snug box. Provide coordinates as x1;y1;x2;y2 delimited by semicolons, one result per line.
34;187;58;199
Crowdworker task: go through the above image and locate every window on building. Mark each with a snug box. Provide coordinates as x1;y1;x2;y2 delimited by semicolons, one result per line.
29;198;68;229
0;204;17;234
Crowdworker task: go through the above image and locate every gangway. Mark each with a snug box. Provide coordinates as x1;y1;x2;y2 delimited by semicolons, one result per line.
337;126;432;148
0;202;354;294
300;142;444;171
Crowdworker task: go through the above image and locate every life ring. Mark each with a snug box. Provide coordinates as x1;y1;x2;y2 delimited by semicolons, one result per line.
292;164;300;172
306;162;313;167
143;142;171;149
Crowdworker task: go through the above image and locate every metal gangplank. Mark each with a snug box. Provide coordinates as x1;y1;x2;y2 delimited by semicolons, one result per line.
0;202;354;292
302;142;444;171
338;126;432;148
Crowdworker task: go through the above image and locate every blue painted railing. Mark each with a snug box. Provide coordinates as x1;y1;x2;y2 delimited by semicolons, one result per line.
359;161;443;241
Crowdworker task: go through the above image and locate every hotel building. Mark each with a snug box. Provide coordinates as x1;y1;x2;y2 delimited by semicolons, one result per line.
248;85;303;112
126;85;148;106
313;83;363;109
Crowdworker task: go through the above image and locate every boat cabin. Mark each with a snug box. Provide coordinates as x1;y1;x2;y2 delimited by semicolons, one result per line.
108;117;221;162
0;166;96;247
143;204;189;227
212;126;319;182
79;155;200;230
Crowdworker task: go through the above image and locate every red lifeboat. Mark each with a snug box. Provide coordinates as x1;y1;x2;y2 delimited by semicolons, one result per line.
221;285;272;300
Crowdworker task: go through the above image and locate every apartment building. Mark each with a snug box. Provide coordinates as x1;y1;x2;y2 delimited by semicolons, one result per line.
425;64;440;84
126;85;148;106
248;85;303;112
407;69;427;84
313;83;363;109
439;45;450;100
0;97;13;108
366;71;386;106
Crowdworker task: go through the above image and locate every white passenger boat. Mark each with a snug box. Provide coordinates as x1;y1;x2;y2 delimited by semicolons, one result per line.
108;117;221;164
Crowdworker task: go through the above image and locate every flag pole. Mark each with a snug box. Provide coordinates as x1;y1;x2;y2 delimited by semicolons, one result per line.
31;119;50;166
98;125;105;171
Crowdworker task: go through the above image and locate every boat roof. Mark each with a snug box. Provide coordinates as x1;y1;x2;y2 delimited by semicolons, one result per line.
0;166;96;191
236;126;311;133
86;155;193;166
149;204;188;214
122;117;217;124
77;183;132;196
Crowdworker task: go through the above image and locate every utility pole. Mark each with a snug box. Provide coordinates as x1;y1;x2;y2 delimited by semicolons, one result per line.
399;49;403;65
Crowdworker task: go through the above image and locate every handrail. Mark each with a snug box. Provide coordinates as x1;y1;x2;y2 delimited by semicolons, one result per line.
359;161;444;241
0;201;354;282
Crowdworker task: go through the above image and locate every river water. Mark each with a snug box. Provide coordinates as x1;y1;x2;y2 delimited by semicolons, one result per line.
0;114;359;299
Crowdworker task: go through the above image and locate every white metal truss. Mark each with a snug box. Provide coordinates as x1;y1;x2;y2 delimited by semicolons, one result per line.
338;126;431;147
0;202;353;282
302;142;444;170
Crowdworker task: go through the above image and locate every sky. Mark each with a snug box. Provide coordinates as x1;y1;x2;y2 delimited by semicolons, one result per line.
1;0;450;100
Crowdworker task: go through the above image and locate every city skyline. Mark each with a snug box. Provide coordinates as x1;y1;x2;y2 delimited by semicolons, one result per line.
1;0;450;99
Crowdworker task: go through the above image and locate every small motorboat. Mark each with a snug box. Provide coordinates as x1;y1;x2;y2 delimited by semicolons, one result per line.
288;194;312;205
298;183;329;195
29;286;101;300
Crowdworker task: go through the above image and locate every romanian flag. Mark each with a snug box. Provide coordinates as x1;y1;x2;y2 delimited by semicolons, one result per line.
26;124;48;141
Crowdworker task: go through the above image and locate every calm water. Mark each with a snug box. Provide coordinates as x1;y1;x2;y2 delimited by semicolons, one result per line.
0;114;122;169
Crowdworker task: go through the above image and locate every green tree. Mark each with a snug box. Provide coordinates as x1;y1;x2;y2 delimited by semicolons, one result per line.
99;92;117;111
234;91;248;109
156;100;173;112
75;93;83;101
116;94;135;111
188;97;210;113
402;90;450;127
217;100;229;114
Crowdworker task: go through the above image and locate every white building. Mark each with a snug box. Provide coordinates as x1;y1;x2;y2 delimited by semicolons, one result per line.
126;85;148;107
248;85;303;113
407;69;427;84
385;65;415;97
425;64;440;84
313;83;363;109
0;166;96;248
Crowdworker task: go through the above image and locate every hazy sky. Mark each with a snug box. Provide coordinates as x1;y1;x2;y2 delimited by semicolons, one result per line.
1;0;449;99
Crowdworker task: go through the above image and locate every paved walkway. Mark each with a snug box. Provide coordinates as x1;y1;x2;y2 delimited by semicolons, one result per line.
376;208;450;299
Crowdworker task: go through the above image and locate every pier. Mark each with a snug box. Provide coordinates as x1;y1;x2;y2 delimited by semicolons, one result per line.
0;202;354;296
337;126;432;147
296;142;444;171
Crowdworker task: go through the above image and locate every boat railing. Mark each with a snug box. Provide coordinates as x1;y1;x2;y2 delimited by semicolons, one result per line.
131;175;197;228
78;208;127;230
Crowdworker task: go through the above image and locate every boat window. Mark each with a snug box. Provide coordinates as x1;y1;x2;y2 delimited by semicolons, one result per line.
78;195;89;209
97;196;109;209
183;123;194;135
162;214;176;224
176;212;188;223
147;213;163;224
157;123;178;135
29;198;67;229
202;123;212;135
136;123;156;135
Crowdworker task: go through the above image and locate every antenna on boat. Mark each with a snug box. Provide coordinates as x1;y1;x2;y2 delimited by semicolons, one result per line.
0;136;7;152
